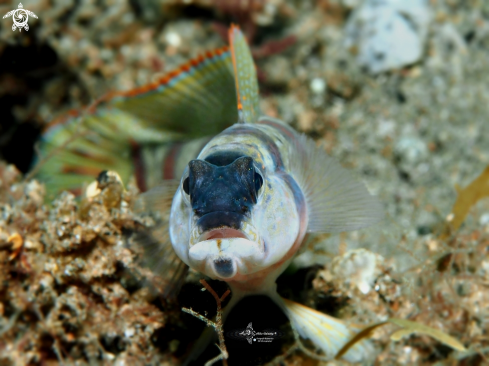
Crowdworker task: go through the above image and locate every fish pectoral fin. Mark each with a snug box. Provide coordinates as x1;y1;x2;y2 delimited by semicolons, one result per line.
274;295;372;363
290;133;384;233
135;179;180;214
131;219;188;300
229;25;261;124
133;179;187;299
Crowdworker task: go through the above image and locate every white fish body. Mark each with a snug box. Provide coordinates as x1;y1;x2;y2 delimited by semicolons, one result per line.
170;116;383;294
162;26;384;363
170;112;382;362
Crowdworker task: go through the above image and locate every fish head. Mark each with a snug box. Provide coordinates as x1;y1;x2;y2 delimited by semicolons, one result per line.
170;152;303;283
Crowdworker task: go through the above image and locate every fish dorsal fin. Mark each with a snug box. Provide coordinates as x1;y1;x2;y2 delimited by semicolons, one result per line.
290;134;384;233
35;46;238;196
113;46;238;137
229;25;260;124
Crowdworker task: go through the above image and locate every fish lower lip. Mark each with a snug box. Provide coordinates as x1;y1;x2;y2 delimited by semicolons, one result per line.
190;218;259;246
199;228;248;241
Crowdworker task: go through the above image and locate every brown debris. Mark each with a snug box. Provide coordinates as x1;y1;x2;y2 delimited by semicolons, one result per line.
0;162;170;365
440;165;489;241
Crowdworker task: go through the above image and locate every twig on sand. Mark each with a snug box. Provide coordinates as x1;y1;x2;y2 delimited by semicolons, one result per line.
182;279;231;366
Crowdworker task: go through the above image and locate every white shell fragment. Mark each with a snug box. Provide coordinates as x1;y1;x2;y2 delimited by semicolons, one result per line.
331;248;385;294
344;0;431;74
85;181;101;199
310;77;327;94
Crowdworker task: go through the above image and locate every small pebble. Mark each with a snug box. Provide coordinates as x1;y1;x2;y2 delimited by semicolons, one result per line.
310;77;327;94
480;213;489;226
165;32;181;47
124;327;135;338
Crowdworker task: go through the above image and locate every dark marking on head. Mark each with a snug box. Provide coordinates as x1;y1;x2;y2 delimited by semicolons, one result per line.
197;211;242;232
205;151;244;166
188;156;263;230
214;257;235;278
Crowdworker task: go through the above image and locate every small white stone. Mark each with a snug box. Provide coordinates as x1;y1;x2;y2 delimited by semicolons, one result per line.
331;99;344;117
377;119;396;138
100;48;113;61
310;78;327;94
39;273;54;288
395;137;428;164
332;248;384;294
120;45;131;58
122;12;134;24
480;213;489;226
344;0;431;73
481;260;489;276
85;181;101;199
165;32;181;47
124;328;135;338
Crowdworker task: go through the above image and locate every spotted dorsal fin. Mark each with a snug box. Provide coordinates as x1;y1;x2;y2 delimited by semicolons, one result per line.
229;25;260;124
34;46;238;196
113;46;237;137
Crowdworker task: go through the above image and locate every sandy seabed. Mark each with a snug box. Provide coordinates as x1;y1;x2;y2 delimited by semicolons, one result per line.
0;0;488;365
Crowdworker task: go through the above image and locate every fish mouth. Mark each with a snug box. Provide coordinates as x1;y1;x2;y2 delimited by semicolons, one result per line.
199;228;248;241
189;211;259;246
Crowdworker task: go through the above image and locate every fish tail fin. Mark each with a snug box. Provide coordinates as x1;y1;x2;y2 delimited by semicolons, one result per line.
229;24;261;124
274;295;372;363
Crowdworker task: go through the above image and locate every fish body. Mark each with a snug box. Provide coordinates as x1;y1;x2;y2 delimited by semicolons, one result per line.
171;119;305;295
36;25;383;362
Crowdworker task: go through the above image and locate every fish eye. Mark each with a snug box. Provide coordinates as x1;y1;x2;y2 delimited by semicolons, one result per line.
183;177;190;195
254;171;263;193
